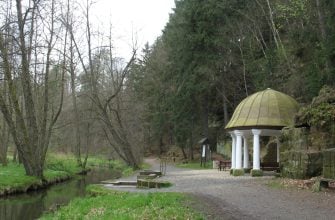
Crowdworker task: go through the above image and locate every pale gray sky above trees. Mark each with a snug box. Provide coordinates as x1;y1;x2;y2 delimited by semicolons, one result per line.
92;0;175;59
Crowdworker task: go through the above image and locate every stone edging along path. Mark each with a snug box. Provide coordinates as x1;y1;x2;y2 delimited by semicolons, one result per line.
105;158;335;220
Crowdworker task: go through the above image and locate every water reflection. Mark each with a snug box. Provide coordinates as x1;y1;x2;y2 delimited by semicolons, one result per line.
0;168;121;220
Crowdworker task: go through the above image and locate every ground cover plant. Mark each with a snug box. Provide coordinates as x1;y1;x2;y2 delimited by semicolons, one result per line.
41;185;203;220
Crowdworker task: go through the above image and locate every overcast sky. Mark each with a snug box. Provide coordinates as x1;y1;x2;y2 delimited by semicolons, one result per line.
91;0;175;59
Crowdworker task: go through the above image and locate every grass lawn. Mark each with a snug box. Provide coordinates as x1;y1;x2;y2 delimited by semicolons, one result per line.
41;185;204;220
0;162;70;195
0;163;39;193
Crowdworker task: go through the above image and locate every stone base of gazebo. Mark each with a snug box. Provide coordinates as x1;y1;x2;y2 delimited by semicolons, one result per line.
244;168;251;173
230;168;261;176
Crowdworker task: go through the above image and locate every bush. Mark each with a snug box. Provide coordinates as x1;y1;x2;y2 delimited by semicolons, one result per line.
232;169;245;176
251;169;263;177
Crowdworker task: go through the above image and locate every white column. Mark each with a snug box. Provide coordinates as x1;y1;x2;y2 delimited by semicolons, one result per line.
234;130;243;169
252;129;261;170
243;135;249;169
276;137;280;163
230;132;236;169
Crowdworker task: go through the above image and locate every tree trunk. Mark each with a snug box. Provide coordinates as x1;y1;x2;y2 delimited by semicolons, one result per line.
70;38;82;167
169;124;174;145
315;0;326;41
82;121;91;169
181;146;187;160
13;147;17;163
0;99;10;166
188;116;194;160
158;136;164;155
188;137;194;161
223;96;229;127
0;122;9;166
202;94;209;138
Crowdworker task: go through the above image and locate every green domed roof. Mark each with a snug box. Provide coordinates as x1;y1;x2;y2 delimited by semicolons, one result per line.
225;88;299;130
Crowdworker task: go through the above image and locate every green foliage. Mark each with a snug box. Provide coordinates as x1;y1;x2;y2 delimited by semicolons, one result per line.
0;162;70;195
0;162;39;194
296;86;335;128
251;169;263;177
46;154;134;175
311;181;321;192
45;154;83;175
86;184;126;196
43;170;70;182
132;0;335;156
323;148;335;179
41;185;203;220
232;169;245;176
276;0;309;21
281;151;323;179
297;103;335;128
86;157;111;167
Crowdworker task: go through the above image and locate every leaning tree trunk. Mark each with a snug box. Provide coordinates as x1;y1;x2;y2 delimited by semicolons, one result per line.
69;38;82;168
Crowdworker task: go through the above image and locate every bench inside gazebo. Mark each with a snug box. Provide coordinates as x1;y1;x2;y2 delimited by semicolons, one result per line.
225;88;299;176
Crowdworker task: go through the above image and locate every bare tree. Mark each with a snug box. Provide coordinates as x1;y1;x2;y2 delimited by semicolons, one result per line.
0;0;66;178
65;0;140;168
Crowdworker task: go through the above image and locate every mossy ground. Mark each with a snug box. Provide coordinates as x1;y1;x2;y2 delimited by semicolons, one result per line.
41;185;204;220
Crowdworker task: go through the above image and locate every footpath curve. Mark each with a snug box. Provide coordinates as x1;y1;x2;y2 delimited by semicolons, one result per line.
106;158;335;220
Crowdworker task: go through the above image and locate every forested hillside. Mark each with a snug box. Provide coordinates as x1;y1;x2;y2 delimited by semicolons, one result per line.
129;0;335;157
0;0;334;177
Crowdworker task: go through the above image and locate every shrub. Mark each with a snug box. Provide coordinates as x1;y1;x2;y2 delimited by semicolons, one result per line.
232;169;245;176
251;169;263;177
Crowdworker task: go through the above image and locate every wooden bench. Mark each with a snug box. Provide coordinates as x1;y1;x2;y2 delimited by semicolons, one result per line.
260;162;280;172
320;178;335;189
218;160;231;171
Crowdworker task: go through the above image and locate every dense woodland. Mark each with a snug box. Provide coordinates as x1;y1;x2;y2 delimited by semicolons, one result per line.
0;0;334;179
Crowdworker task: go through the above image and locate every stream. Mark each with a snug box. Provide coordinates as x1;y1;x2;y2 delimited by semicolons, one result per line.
0;168;121;220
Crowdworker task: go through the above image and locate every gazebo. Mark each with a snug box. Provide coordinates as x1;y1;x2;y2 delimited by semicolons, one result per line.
225;88;299;176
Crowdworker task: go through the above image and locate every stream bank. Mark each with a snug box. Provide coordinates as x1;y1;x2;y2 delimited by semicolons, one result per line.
0;168;121;220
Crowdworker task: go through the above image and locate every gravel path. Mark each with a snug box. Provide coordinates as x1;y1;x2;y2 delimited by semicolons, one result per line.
105;158;335;220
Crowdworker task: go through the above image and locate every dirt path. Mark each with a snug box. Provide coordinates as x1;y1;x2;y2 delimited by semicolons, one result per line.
105;158;335;220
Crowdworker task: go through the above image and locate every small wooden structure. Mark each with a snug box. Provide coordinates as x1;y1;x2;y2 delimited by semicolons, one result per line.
199;137;211;167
